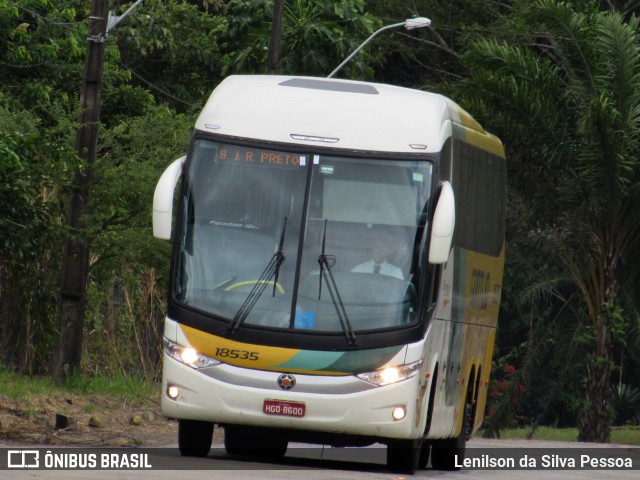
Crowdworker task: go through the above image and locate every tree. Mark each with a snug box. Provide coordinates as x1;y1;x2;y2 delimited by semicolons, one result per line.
366;0;513;88
0;108;74;374
112;0;228;112
0;0;89;374
0;0;194;376
223;0;380;77
460;0;640;442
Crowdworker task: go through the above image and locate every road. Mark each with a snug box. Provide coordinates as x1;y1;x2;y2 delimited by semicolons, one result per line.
2;438;638;479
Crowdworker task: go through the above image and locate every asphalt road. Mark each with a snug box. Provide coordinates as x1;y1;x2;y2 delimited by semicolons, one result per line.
2;438;638;479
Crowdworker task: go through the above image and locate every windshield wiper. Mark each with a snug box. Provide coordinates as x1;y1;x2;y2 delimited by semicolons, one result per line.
318;220;358;346
227;217;287;336
272;217;287;297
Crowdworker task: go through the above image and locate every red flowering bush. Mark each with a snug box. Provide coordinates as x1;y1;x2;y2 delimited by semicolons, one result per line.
482;359;529;437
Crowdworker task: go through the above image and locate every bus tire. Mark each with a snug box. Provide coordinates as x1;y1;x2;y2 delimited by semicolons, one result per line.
430;402;471;470
178;419;214;457
387;439;421;474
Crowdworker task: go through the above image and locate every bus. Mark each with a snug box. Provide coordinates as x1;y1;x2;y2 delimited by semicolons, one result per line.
152;75;506;473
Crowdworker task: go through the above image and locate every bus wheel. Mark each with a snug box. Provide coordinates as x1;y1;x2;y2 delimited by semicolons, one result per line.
387;439;421;474
224;425;288;458
430;402;471;470
178;419;214;457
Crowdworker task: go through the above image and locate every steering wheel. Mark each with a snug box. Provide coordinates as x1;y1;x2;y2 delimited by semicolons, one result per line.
224;280;285;294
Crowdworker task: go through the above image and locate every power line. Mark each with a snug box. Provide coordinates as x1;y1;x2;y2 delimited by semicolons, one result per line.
2;1;197;109
6;0;86;36
119;61;200;109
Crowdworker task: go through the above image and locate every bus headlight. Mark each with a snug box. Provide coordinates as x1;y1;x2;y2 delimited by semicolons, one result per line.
357;360;422;386
163;338;220;369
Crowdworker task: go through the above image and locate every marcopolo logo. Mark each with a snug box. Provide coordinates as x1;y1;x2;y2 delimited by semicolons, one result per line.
277;373;296;390
8;450;40;469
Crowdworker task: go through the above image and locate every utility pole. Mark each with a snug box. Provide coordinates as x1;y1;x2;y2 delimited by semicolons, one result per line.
267;0;284;73
56;0;109;380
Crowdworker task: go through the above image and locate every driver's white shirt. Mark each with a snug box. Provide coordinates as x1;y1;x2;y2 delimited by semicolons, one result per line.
351;260;403;280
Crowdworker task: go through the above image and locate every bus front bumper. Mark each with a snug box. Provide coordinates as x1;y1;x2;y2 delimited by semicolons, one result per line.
161;354;423;440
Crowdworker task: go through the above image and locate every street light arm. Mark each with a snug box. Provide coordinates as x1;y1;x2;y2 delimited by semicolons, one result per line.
327;17;431;79
107;0;145;35
327;22;404;79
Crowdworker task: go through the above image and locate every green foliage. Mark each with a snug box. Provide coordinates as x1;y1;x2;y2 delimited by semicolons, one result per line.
484;426;640;444
366;0;514;88
1;0;639;439
0;364;60;400
87;105;192;259
0;0;86;117
460;0;640;441
612;384;640;426
0;103;76;373
82;106;193;380
0;0;194;377
0;364;156;400
112;0;228;111
224;0;380;77
483;356;528;437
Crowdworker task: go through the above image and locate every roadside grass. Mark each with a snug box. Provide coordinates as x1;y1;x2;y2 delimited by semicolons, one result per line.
0;366;158;402
487;426;640;445
0;367;171;446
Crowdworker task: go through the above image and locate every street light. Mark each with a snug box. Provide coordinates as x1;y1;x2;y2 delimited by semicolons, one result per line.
327;16;432;79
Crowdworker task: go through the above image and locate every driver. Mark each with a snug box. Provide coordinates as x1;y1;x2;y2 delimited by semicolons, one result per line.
351;234;403;280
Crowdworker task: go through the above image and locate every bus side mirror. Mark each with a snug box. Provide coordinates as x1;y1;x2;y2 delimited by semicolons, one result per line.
428;181;455;264
153;156;186;240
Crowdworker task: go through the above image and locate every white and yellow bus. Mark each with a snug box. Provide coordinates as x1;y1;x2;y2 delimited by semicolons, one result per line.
153;75;506;473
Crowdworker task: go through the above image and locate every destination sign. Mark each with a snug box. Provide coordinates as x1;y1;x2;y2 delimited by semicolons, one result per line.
215;145;305;169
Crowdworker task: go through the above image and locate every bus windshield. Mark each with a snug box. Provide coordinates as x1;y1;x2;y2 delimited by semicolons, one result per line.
173;139;433;335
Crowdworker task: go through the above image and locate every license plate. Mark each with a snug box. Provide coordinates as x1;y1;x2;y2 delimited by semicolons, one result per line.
263;399;306;417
